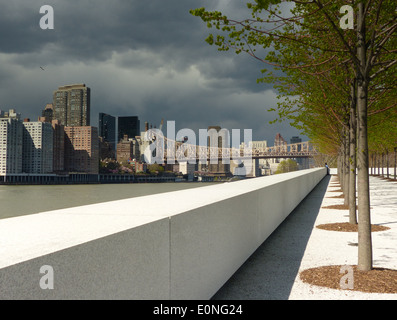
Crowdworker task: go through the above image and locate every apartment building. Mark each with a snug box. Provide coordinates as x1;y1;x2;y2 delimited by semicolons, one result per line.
64;126;99;174
22;120;54;174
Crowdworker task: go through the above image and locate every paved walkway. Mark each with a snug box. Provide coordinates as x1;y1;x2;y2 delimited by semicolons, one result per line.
212;174;397;300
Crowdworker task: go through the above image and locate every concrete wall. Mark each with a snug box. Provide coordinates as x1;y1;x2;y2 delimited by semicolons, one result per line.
0;168;326;299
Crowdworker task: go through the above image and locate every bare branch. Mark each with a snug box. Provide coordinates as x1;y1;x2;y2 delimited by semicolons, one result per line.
370;59;397;80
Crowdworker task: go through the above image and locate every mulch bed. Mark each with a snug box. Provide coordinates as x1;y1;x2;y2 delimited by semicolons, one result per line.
321;204;371;210
373;176;397;182
302;175;397;294
300;265;397;293
327;194;345;199
322;204;350;209
316;222;390;232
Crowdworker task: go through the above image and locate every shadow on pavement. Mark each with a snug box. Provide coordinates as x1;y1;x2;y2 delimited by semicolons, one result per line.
212;174;331;300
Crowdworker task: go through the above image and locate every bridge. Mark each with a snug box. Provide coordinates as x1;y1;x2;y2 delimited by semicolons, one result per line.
146;135;318;163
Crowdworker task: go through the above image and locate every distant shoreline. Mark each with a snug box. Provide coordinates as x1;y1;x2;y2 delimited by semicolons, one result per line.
0;173;240;185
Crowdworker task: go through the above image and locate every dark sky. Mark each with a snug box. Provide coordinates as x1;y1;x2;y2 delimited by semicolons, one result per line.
0;0;305;145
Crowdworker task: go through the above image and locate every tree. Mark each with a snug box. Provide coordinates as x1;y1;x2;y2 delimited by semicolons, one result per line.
147;163;165;175
191;0;396;271
274;159;298;174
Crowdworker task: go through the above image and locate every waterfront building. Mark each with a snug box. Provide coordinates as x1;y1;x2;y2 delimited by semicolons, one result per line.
118;116;140;142
0;111;23;175
116;134;133;163
99;112;116;155
129;159;147;173
37;117;65;173
51;120;65;172
53;84;91;127
179;161;197;181
116;134;140;163
99;136;115;160
64;126;99;174
22;120;54;174
136;132;151;163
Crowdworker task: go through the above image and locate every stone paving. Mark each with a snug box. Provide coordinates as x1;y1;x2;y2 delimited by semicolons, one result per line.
213;174;397;300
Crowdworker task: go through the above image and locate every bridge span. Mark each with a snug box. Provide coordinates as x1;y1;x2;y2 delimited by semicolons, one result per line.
147;138;318;163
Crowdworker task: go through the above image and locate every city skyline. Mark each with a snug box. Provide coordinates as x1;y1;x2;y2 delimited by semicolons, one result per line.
1;84;304;149
0;105;312;183
0;0;304;143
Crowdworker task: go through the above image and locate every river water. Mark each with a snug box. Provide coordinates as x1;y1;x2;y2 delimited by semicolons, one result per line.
0;182;216;220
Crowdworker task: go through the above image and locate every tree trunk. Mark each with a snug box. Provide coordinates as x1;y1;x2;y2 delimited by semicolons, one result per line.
373;154;376;175
344;132;350;206
381;153;384;177
394;148;397;180
349;86;357;224
357;2;372;272
386;150;389;179
339;149;344;189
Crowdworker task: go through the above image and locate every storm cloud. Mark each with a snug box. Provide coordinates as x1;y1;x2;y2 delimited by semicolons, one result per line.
0;0;304;143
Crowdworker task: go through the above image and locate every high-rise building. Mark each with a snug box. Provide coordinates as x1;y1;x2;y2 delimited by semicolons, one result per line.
290;136;302;147
118;116;140;142
0;110;23;175
41;103;54;123
53;84;91;127
64;126;99;174
37;116;65;173
51;120;65;172
22;120;54;174
207;126;231;176
272;133;288;166
274;133;287;148
99;137;114;160
99;112;116;151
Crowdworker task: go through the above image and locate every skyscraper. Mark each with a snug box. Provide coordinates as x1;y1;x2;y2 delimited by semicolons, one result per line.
53;84;91;127
41;103;54;123
99;112;116;148
118;116;140;142
290;136;302;147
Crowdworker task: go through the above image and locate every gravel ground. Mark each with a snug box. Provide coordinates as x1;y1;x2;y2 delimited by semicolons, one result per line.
213;174;397;300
